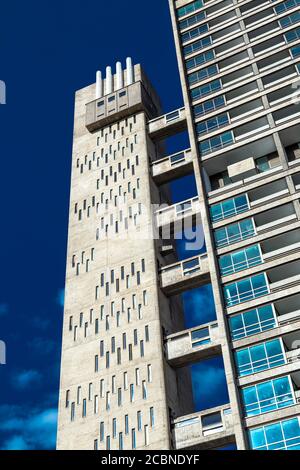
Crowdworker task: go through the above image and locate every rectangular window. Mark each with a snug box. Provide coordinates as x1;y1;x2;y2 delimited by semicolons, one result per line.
94;395;99;414
113;418;117;438
118;388;122;407
145;325;149;342
249;417;300;450
235;338;286;377
142;381;147;400
191;79;221;101
224;273;269;307
137;411;142;431
219;244;263;277
124;372;128;390
210;194;249;223
136;367;140;386
177;0;203;19
66;390;70;408
119;432;123;450
130;384;134;403
106;351;110;369
95;355;99;372
147;364;152;383
100;422;104;442
125;415;129;435
132;429;136;450
106;392;110;411
199;131;234;156
188;64;218;85
229;304;277;341
144;425;149;446
71;402;75;421
82;399;87;418
150;407;155;427
196;113;229;136
214;218;256;248
140;340;145;357
242;376;294;417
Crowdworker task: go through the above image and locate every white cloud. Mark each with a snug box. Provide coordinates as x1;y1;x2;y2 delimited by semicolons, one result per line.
0;406;57;450
11;369;42;389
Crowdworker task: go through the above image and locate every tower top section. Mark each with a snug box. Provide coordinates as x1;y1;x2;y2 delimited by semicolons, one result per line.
85;59;162;132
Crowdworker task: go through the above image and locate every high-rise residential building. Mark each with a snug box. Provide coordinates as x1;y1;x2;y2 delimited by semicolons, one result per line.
57;0;300;451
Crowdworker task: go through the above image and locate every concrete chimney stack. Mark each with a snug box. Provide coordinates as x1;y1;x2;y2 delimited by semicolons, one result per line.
126;57;134;86
116;61;123;90
105;66;113;95
95;71;102;99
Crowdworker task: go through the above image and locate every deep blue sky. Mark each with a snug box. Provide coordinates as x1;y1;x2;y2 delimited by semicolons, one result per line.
0;0;225;450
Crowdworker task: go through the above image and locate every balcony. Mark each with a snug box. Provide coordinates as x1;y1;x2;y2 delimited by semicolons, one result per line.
151;149;193;185
148;107;187;140
160;254;210;295
155;197;201;233
172;405;234;450
249;178;289;209
276;293;300;327
165;322;221;366
205;135;281;193
269;260;300;295
261;229;300;265
254;203;298;236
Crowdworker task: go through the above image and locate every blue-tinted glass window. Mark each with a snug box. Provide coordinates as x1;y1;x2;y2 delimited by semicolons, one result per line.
224;273;269;307
242;376;294;417
275;0;300;14
235;338;285;377
219;244;262;277
177;0;203;18
210;194;249;223
229;304;276;341
214;218;255;248
199;131;234;155
179;12;206;31
190;79;221;100
249;418;300;450
184;36;212;56
188;64;218;84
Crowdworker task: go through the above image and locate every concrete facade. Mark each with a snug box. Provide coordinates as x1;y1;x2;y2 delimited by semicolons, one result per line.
169;0;300;451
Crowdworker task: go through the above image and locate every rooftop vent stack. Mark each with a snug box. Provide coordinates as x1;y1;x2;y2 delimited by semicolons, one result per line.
95;71;102;99
116;61;123;90
126;57;134;86
105;66;113;95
